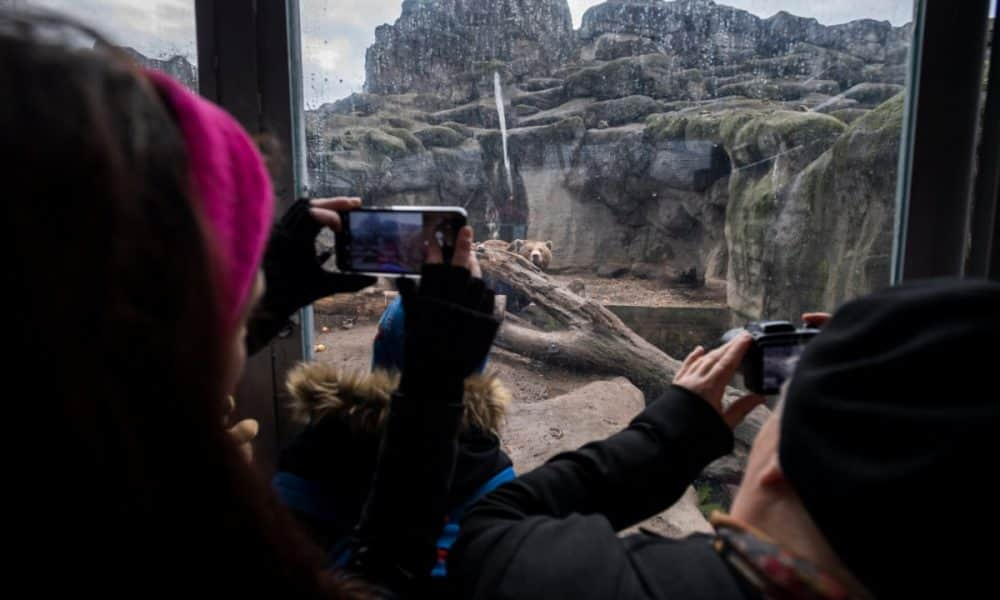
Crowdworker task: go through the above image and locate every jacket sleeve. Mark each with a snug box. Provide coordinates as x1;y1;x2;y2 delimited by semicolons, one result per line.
347;298;498;596
347;384;465;594
450;385;734;600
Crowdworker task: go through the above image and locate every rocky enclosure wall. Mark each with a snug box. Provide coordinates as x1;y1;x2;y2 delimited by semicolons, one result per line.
300;0;910;317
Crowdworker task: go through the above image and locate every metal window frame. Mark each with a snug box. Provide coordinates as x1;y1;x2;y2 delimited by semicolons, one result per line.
195;0;309;474
892;0;994;282
967;18;999;280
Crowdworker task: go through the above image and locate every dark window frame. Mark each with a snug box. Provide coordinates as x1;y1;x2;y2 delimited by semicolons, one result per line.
195;0;308;474
892;0;995;281
967;16;999;280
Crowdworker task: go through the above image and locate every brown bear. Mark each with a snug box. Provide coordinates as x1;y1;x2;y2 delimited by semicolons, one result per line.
510;239;553;270
475;239;512;253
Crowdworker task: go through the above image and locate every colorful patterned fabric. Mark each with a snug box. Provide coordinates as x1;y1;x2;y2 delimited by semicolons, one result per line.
712;513;854;600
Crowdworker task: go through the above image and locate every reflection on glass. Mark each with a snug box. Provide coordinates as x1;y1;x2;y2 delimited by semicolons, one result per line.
23;0;198;90
346;211;423;273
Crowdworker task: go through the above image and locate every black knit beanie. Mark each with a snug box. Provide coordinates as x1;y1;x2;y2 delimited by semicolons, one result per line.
780;279;1000;598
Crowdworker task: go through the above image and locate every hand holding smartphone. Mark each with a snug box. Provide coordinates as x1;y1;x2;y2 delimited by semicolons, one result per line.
335;206;468;276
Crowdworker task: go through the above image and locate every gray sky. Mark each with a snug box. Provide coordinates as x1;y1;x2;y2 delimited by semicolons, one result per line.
30;0;197;60
28;0;987;108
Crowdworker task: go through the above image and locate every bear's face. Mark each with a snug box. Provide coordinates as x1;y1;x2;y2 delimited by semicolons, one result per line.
509;239;554;270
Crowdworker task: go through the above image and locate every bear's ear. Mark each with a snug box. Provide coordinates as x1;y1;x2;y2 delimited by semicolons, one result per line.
511;239;524;252
545;240;553;250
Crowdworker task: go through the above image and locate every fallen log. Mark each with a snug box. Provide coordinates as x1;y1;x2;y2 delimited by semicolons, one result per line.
479;247;684;399
479;247;762;425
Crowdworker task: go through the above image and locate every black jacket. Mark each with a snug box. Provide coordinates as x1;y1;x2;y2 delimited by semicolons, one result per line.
451;385;761;600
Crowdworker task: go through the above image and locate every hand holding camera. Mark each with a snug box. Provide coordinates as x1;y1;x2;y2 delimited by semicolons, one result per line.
673;333;765;429
674;313;830;429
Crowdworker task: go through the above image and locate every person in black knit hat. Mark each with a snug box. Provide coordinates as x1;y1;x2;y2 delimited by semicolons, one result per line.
451;279;1000;600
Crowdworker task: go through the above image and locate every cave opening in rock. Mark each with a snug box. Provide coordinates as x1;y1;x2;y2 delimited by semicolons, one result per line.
694;143;733;192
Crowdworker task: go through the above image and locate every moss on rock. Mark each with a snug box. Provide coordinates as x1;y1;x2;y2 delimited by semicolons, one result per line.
731;111;846;168
339;127;410;158
382;116;417;129
564;54;706;101
382;127;425;153
828;108;870;125
440;121;475;138
414;125;466;148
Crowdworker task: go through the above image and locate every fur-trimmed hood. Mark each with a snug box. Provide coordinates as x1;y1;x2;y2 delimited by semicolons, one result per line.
276;363;515;562
285;362;510;436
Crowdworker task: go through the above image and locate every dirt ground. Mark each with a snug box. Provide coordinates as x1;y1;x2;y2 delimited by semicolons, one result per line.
549;274;727;307
312;320;605;405
311;273;727;408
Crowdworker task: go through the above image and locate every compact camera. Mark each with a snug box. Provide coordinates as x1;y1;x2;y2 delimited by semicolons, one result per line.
721;321;820;395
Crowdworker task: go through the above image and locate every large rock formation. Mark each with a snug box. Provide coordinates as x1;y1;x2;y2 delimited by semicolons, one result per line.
365;0;576;103
579;0;767;66
304;0;911;318
726;95;903;319
579;0;909;78
120;47;198;91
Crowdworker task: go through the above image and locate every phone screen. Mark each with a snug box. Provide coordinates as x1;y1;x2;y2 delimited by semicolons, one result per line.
340;209;465;275
761;343;805;393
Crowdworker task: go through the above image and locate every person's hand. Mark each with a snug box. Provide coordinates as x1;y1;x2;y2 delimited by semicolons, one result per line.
224;395;257;463
423;224;482;278
673;333;765;429
803;312;832;328
246;197;376;354
404;226;490;310
306;196;357;233
397;226;499;389
398;225;492;315
262;197;376;309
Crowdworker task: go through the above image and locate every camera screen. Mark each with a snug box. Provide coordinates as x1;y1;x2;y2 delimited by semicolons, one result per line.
347;211;462;274
762;343;806;392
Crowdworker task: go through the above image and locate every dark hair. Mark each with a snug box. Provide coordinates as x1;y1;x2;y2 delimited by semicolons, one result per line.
0;11;365;598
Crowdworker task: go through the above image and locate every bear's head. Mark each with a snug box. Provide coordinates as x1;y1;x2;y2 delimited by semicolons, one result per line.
510;239;554;270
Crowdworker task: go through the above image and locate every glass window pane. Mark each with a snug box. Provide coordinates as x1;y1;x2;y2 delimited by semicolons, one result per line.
300;0;914;345
20;0;198;91
298;0;915;525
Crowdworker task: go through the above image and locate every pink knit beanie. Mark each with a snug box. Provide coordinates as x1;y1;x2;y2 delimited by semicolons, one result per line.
144;69;274;330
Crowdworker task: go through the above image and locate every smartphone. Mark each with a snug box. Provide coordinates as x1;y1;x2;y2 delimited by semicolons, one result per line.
335;206;468;276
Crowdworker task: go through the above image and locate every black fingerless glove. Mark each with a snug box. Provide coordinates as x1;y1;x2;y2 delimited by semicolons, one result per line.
396;264;500;400
246;199;375;354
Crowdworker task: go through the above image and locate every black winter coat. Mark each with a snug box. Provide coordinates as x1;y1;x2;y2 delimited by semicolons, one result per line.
451;385;762;600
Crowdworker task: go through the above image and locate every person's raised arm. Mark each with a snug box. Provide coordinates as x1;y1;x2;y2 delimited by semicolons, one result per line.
348;227;500;594
451;335;764;599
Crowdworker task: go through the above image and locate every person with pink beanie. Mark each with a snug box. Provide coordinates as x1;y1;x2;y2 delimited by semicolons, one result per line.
4;10;500;599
